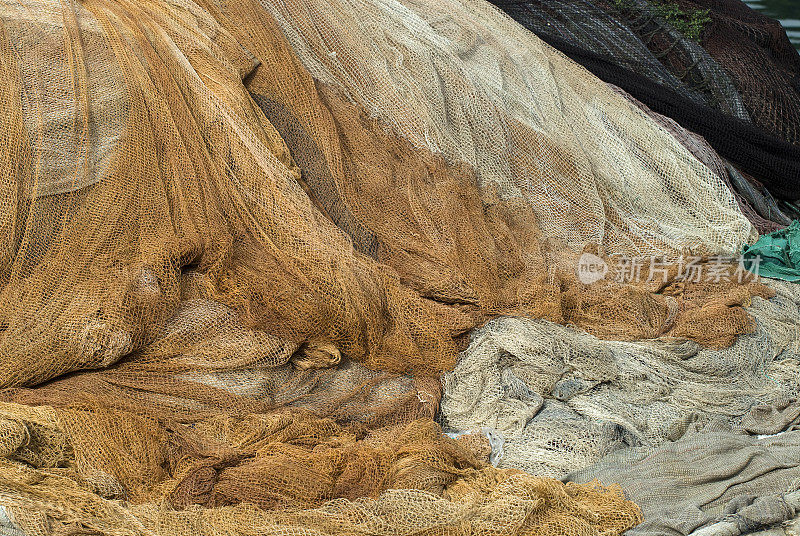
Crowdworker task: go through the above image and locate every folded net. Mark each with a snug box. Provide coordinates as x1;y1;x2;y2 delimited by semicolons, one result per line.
0;0;788;533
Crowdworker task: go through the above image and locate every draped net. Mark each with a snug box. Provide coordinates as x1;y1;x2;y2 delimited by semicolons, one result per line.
0;0;784;533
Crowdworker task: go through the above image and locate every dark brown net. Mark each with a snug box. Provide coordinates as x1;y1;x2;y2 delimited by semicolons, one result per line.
611;0;800;146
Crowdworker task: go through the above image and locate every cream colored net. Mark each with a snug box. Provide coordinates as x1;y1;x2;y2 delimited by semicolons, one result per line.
251;0;756;256
0;0;785;533
441;280;800;478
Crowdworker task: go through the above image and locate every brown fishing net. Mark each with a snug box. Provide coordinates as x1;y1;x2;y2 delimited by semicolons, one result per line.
0;0;786;532
0;0;769;389
608;0;800;146
0;401;643;535
683;0;800;146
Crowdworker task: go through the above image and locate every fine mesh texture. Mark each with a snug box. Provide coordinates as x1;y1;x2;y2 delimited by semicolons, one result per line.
624;0;800;146
210;0;776;351
0;0;477;387
610;85;786;234
0;0;793;533
496;0;791;231
487;0;800;201
489;0;748;118
441;280;800;478
568;431;800;536
1;1;129;198
597;0;751;118
249;0;757;257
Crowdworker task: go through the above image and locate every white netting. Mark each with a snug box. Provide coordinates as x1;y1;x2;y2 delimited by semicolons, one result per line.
257;0;755;256
442;280;800;477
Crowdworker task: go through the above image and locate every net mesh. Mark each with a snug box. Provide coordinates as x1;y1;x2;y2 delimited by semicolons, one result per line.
0;401;644;535
487;0;800;203
0;0;768;388
568;431;800;535
609;84;785;234
0;0;791;533
490;0;750;120
248;0;756;257
441;280;800;478
609;0;800;146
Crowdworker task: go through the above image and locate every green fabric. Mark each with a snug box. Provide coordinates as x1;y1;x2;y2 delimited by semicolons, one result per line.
742;220;800;282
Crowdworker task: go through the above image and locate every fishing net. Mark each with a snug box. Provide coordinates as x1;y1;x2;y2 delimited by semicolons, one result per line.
0;0;770;390
0;400;643;535
610;84;786;234
0;0;477;388
0;0;791;533
568;431;800;536
441;280;800;478
635;0;800;147
488;0;800;201
245;0;757;257
483;0;794;227
489;0;748;119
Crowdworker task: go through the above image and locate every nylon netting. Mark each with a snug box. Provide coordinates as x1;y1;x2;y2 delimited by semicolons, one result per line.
487;0;800;204
609;0;800;146
0;0;790;533
568;430;800;535
248;0;757;257
489;0;750;120
609;85;785;234
441;280;800;478
0;0;770;387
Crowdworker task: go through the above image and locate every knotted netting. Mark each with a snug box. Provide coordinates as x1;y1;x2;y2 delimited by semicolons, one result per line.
0;0;791;533
487;0;800;204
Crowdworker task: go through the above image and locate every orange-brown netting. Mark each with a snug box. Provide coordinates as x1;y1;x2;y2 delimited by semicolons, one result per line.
0;0;768;388
0;401;643;534
0;0;776;532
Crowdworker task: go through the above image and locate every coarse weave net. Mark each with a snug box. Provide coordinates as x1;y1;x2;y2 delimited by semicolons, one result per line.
609;0;800;146
0;0;791;533
487;0;800;203
441;280;800;478
0;0;769;388
248;0;756;256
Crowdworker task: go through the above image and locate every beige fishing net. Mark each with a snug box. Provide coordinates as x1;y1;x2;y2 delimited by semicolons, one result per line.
249;0;756;256
0;0;788;533
441;280;800;478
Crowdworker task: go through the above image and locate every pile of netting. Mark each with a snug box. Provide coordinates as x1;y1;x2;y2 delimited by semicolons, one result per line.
489;0;800;226
442;279;800;476
0;0;799;534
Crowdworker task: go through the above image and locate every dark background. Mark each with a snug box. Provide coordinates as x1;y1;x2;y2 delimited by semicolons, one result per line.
744;0;800;50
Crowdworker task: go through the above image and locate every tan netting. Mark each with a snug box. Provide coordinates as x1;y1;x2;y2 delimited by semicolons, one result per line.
0;0;476;387
247;0;756;256
610;84;787;234
0;401;643;535
0;0;788;533
0;0;771;389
